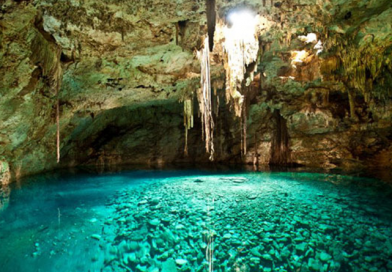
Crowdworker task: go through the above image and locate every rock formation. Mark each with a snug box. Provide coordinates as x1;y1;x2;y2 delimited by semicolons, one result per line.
1;0;392;179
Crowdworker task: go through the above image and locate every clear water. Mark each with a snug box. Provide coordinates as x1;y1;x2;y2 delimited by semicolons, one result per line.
0;169;392;272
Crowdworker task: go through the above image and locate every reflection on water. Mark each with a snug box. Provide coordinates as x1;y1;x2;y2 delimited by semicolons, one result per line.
0;184;10;212
0;160;11;211
0;168;391;272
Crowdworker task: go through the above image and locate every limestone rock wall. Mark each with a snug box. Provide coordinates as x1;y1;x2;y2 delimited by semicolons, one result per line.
0;0;392;178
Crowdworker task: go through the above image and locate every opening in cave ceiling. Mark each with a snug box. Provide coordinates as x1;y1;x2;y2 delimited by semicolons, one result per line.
189;8;262;160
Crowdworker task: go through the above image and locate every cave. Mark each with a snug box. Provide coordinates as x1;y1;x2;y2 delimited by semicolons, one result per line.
1;0;392;271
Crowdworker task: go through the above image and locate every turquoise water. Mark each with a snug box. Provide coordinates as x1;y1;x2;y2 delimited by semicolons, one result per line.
0;169;392;272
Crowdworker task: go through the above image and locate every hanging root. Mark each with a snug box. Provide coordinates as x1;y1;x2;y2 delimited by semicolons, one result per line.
243;100;247;155
54;49;62;163
183;98;194;156
56;98;60;163
197;37;215;160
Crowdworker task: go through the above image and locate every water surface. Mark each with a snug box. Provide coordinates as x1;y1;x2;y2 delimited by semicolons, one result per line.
0;169;391;272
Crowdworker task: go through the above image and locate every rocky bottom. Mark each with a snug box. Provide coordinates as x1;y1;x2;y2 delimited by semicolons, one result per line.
1;171;392;272
97;173;392;272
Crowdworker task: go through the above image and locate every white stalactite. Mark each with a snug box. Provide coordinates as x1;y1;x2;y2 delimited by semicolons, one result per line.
223;12;260;117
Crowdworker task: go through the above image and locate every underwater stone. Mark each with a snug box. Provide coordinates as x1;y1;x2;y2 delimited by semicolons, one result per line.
32;252;40;258
295;242;307;252
175;224;185;230
161;217;171;224
232;178;247;183
223;233;231;239
91;234;102;240
138;200;148;205
136;264;147;272
250;247;262;257
149;198;160;206
125;252;138;264
175;259;188;265
117;217;126;223
308;258;322;270
319;251;332;262
140;256;150;264
281;247;290;258
261;254;273;261
364;240;372;247
250;257;260;263
158;251;169;260
230;239;242;246
198;241;207;249
149;219;161;226
128;241;139;251
365;256;373;262
148;267;159;272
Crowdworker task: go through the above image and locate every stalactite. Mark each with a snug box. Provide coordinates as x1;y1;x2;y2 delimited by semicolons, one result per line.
333;38;392;105
206;0;216;52
223;13;259;117
183;98;194;156
30;29;63;163
197;37;215;160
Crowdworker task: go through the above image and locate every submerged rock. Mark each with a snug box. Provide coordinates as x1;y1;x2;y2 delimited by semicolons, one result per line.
148;219;161;226
91;234;101;240
250;247;262;257
162;259;177;272
308;258;322;270
319;251;332;262
232;178;248;183
175;259;188;265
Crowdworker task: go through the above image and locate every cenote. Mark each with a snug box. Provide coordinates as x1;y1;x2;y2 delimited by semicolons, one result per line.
1;168;392;272
2;0;392;271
